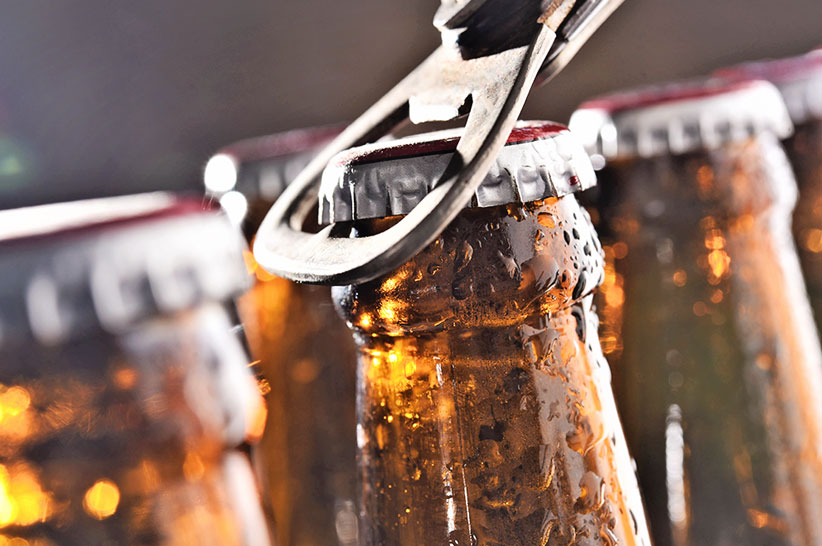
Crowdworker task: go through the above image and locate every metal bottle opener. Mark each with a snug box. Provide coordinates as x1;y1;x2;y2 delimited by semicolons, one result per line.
254;0;625;285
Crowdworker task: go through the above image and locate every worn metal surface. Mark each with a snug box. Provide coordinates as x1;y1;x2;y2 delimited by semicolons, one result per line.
254;0;623;285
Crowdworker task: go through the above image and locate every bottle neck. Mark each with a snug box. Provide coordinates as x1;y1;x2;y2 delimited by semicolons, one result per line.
357;299;592;379
334;197;605;338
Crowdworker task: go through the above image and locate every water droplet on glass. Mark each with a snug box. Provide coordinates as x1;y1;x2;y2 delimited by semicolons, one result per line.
571;304;586;342
524;255;560;292
576;471;605;513
538;212;556;228
572;271;588;300
456;241;474;272
451;276;473;300
498;251;520;279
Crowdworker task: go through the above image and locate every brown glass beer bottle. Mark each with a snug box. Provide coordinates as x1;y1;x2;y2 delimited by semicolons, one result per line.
321;122;651;545
205;127;360;546
570;79;822;546
715;51;822;341
0;194;271;545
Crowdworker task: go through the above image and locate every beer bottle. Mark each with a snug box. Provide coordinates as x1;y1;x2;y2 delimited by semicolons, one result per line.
570;79;822;546
715;50;822;340
205;127;360;546
322;122;651;545
0;193;271;545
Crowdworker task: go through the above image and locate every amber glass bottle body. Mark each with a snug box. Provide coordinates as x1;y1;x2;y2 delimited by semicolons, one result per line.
0;304;270;546
239;246;359;546
784;121;822;339
334;197;651;546
596;133;822;546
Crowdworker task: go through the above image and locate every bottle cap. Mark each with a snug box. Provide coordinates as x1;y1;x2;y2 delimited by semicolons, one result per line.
0;193;250;349
569;79;794;161
203;126;342;225
714;50;822;125
319;121;596;223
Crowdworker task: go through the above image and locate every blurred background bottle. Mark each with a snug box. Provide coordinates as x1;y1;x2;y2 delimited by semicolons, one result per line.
205;127;360;546
0;193;271;545
715;50;822;341
323;122;651;545
571;79;822;546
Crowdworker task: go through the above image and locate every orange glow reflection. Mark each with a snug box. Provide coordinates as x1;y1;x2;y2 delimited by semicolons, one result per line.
0;464;52;529
0;385;34;445
377;300;399;322
365;350;416;393
598;245;625;356
704;229;726;250
111;367;139;390
0;388;30;418
707;250;731;281
805;228;822;254
359;314;372;329
701;223;732;284
246;400;268;443
83;479;120;520
183;453;206;482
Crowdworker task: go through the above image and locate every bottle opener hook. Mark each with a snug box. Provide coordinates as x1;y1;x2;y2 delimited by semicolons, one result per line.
254;0;624;285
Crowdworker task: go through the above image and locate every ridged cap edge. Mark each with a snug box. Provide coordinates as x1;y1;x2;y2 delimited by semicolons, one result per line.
319;121;596;223
0;194;249;350
569;79;794;161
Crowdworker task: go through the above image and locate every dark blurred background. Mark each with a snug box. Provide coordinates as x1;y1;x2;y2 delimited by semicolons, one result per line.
0;0;819;209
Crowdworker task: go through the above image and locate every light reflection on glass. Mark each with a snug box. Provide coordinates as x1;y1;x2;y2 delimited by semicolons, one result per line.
203;154;239;195
83;480;120;520
665;404;688;546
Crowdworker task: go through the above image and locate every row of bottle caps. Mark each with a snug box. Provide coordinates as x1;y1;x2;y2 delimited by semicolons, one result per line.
1;49;818;345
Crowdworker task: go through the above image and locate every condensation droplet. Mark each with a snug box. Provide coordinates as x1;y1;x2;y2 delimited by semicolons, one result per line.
456;241;474;272
451;276;474;300
498;251;520;279
572;271;588;300
538;212;556;228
